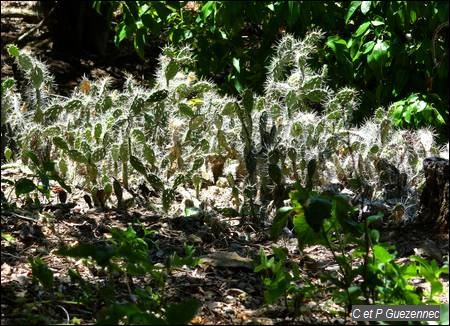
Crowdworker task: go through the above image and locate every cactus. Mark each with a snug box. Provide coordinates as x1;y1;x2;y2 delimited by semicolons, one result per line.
3;34;447;223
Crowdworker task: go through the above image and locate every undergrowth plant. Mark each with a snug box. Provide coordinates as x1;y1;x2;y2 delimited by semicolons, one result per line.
28;225;201;325
267;181;449;319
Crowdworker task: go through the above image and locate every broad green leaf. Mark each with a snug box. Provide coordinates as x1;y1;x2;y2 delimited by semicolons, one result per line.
367;212;383;225
367;39;390;74
304;195;332;232
271;207;293;240
361;1;371;14
373;244;393;264
201;1;215;19
371;20;385;26
332;195;361;234
293;210;324;250
354;21;371;38
345;1;362;23
185;206;201;217
232;57;240;73
15;178;36;196
1;232;15;242
58;243;115;267
362;40;375;54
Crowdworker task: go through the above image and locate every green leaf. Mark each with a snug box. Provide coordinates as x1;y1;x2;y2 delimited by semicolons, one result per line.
1;232;15;242
367;40;390;75
304;195;332;232
23;150;40;166
367;212;383;225
58;243;116;267
362;40;375;54
201;1;215;20
293;209;325;250
345;1;362;24
370;20;385;26
271;207;293;240
373;244;393;264
166;299;201;325
29;257;54;289
232;57;240;73
354;21;371;38
361;1;371;14
130;155;147;175
115;22;127;45
15;178;36;196
184;206;201;217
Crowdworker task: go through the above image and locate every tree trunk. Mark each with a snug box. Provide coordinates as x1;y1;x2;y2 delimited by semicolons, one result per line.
418;157;449;232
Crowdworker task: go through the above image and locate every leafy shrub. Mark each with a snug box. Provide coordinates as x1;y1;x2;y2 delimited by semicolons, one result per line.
267;182;449;316
389;93;446;129
56;226;202;325
93;1;448;136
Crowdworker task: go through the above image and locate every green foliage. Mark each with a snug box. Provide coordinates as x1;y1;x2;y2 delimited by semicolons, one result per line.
29;257;54;290
268;183;449;314
58;225;201;325
390;93;446;129
168;243;201;270
93;1;448;138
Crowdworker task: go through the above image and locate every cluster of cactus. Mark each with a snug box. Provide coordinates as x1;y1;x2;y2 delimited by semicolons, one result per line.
2;31;448;222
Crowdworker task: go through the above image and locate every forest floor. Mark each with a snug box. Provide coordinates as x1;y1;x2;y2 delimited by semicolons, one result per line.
1;1;449;325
